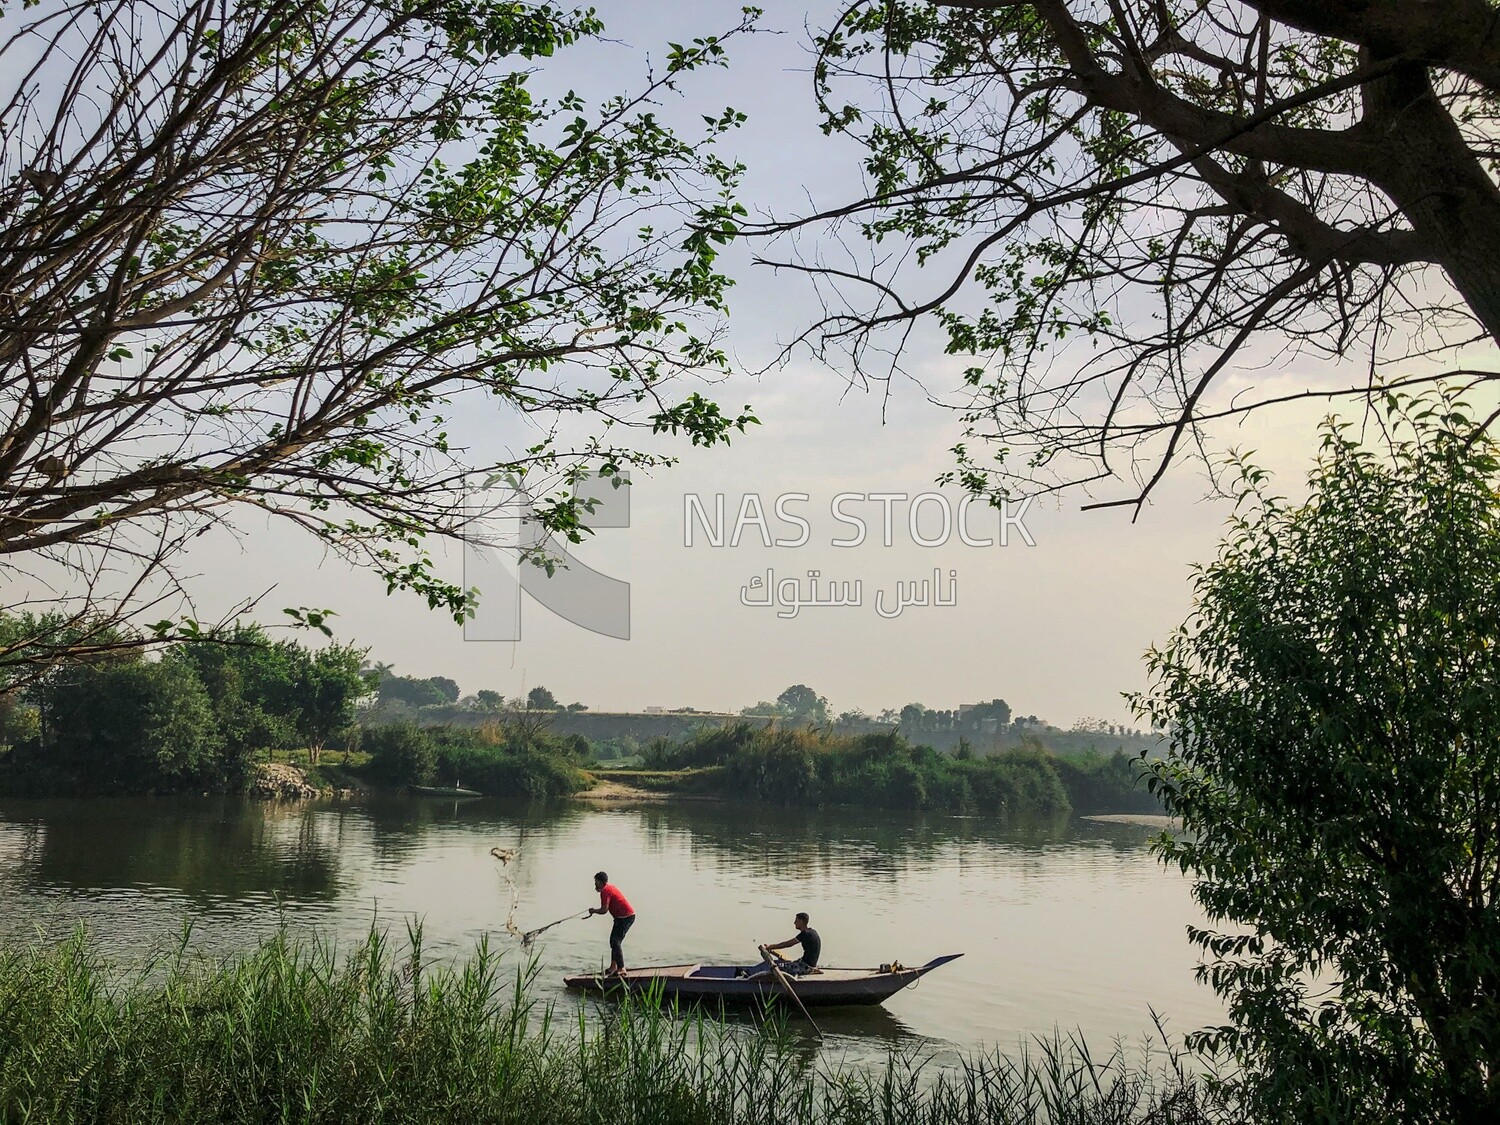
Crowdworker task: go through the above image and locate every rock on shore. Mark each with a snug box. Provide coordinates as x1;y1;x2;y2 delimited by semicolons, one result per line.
249;762;324;801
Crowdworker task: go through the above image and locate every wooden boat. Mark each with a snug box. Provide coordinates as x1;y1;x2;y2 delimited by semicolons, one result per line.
409;783;482;797
564;954;962;1008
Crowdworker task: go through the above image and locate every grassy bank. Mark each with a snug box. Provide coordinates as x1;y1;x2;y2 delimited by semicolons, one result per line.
635;724;1160;817
0;929;1220;1124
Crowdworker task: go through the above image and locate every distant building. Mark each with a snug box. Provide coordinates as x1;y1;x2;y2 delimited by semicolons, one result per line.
643;706;665;714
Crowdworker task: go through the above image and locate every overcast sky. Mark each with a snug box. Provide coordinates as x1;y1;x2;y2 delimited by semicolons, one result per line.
59;1;1499;726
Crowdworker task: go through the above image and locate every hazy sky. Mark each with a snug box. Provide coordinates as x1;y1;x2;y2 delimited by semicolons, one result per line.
46;2;1499;726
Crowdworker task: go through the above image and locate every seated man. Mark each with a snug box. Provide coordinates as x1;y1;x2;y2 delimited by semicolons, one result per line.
755;911;821;977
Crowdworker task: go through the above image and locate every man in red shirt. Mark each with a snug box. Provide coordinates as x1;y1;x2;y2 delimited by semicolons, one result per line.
588;871;636;977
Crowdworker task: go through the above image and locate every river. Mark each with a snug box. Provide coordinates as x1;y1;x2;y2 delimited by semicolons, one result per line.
0;795;1224;1068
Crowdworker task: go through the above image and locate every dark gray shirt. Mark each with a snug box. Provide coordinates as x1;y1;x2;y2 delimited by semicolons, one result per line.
796;927;821;966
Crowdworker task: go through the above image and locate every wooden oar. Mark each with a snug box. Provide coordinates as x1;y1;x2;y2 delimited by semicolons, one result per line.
759;946;822;1038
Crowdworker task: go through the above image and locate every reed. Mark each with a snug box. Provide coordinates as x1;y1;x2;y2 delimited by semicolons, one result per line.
0;927;1222;1124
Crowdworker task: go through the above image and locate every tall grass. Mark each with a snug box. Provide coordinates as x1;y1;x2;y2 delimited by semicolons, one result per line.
0;928;1223;1124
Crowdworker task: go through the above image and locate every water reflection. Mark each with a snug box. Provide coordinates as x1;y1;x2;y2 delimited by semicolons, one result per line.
0;798;341;901
630;801;1159;872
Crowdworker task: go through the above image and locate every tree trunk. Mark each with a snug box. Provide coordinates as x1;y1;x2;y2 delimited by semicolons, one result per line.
1364;60;1500;343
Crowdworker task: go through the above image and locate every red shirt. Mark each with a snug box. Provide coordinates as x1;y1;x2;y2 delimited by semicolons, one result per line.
599;883;634;918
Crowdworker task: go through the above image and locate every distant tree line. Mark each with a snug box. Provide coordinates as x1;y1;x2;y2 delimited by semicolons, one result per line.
729;684;1157;758
739;684;829;724
363;674;585;716
357;671;1148;754
643;723;1158;817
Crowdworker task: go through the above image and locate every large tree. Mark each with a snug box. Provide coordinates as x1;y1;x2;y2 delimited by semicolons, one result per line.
285;642;372;766
34;655;224;793
377;673;452;709
1137;392;1500;1123
776;683;830;724
169;622;300;773
0;0;756;673
525;684;558;710
778;1;1500;509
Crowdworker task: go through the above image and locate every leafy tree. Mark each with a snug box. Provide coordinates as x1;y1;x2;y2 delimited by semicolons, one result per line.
776;684;829;725
1137;393;1500;1124
426;677;461;704
473;689;506;711
36;657;223;793
899;702;929;730
526;686;558;711
1070;716;1112;736
0;690;40;750
377;675;451;709
961;699;1012;731
0;0;758;670
789;1;1500;509
0;612;133;686
426;724;589;797
286;644;373;766
169;625;298;769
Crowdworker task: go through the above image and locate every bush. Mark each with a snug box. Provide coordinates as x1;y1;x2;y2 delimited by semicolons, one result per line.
1139;396;1500;1123
361;722;436;786
357;724;589;798
10;657;225;794
1051;751;1158;815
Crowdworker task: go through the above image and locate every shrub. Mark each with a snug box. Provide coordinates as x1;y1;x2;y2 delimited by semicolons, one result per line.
361;722;436;786
16;657;223;794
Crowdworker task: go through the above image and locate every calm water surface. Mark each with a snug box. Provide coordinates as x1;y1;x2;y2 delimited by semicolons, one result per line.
0;796;1223;1067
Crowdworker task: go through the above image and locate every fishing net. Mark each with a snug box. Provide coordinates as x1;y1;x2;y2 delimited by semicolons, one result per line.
492;845;582;947
490;847;525;941
518;913;580;946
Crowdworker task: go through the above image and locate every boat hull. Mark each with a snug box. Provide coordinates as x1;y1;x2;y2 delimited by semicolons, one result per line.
563;954;961;1009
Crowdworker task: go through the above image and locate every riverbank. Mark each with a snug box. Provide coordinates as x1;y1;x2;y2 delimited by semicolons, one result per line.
627;725;1164;818
576;768;722;803
258;761;677;805
0;928;1224;1124
1082;813;1181;829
